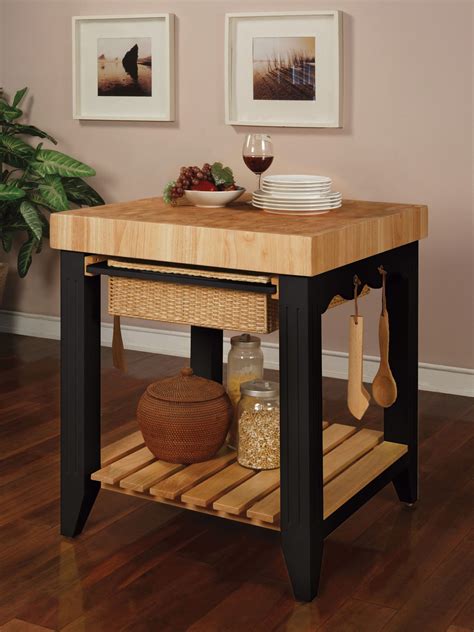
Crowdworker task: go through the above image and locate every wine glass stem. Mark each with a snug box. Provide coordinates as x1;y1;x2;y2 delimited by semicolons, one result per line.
258;173;262;190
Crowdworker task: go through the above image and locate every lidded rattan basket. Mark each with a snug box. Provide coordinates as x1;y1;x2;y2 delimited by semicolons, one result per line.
137;367;233;464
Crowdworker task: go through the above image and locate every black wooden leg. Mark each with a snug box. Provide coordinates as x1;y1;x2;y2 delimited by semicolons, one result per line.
279;275;324;602
60;251;101;537
384;242;419;503
190;326;223;383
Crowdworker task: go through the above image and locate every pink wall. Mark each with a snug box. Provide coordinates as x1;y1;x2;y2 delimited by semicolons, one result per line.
1;0;472;369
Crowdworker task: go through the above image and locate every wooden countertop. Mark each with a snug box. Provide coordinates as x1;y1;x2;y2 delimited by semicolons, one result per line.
50;197;428;276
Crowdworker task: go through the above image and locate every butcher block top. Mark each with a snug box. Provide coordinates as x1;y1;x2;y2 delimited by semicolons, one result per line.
50;197;428;276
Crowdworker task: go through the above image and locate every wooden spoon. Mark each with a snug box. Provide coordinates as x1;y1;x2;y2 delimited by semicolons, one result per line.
372;271;397;407
112;315;127;372
347;295;371;420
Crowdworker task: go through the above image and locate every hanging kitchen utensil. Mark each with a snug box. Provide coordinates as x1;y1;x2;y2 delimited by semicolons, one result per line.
112;315;127;372
372;266;397;407
347;276;371;420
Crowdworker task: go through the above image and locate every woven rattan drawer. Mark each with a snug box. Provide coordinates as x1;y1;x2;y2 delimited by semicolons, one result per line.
107;260;279;334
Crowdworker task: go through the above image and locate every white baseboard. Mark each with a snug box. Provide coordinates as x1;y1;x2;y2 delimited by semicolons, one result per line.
0;309;472;398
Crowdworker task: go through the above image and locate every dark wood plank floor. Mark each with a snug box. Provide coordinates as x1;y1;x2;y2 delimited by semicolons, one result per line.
0;333;473;632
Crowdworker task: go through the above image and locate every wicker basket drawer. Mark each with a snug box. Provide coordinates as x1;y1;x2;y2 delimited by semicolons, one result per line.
108;264;279;334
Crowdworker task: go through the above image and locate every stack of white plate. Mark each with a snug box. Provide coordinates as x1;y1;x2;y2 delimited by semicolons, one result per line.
252;175;342;215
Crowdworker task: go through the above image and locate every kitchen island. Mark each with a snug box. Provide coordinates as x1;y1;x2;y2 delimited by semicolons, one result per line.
50;197;428;601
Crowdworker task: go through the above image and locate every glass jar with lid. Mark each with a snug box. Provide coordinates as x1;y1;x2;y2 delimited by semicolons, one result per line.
237;380;279;470
226;334;264;449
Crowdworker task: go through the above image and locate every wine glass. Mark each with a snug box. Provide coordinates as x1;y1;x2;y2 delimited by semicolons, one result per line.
242;134;274;191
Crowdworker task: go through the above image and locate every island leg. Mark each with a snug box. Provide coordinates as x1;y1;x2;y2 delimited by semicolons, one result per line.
60;251;101;537
190;326;223;383
279;275;324;601
384;242;419;503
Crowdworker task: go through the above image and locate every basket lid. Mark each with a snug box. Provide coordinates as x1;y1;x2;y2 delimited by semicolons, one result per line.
145;367;226;403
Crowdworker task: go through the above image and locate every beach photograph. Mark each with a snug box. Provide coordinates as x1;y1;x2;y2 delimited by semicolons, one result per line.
253;36;316;101
97;37;152;97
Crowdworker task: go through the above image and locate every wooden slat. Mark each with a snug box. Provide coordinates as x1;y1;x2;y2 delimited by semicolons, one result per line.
244;429;382;524
91;446;155;485
213;469;280;515
323;423;357;455
101;426;326;470
245;429;383;524
101;430;144;467
246;488;280;524
150;450;236;500
101;483;280;531
323;429;383;484
324;441;408;518
119;460;184;492
181;462;254;508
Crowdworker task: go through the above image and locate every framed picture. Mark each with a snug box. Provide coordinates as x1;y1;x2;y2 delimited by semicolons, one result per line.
225;11;342;128
73;14;175;121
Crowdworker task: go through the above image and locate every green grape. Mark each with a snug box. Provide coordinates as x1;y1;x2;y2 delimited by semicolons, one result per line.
163;180;177;205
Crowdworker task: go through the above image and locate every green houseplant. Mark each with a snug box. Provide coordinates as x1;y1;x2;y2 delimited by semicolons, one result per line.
0;87;104;279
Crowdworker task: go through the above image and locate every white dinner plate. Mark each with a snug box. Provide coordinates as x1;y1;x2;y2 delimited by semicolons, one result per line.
262;185;332;193
252;201;342;210
253;194;341;204
263;208;333;216
254;190;341;202
253;195;341;206
258;189;334;200
252;200;342;211
254;200;341;207
260;187;333;196
263;180;332;186
263;174;332;185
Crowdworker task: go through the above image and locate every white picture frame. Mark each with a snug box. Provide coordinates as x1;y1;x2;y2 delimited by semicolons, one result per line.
225;11;343;128
73;14;175;121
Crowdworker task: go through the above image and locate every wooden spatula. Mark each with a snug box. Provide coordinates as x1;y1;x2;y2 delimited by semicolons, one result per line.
112;315;127;371
347;277;370;420
372;268;397;407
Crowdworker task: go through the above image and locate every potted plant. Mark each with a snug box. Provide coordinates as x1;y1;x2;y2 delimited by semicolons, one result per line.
0;87;104;301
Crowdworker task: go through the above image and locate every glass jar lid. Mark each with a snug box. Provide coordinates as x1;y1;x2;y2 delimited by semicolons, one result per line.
240;379;279;398
230;333;261;349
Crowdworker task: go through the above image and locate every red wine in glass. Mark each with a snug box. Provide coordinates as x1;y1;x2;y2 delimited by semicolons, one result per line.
243;134;274;191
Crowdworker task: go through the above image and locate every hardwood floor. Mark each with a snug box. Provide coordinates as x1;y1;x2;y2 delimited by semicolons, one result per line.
0;333;473;632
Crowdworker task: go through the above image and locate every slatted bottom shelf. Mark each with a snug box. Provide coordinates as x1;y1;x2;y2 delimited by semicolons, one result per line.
92;422;407;531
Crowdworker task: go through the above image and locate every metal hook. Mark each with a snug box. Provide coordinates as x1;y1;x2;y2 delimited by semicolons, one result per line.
353;275;361;324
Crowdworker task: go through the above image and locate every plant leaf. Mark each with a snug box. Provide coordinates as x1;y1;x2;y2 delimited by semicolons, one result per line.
1;233;13;253
12;87;28;108
62;177;104;206
20;200;43;241
0;134;34;168
38;175;69;211
28;189;57;212
31;149;96;178
211;162;234;187
37;209;50;238
0;183;26;200
7;123;57;144
17;236;37;277
0;101;23;122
